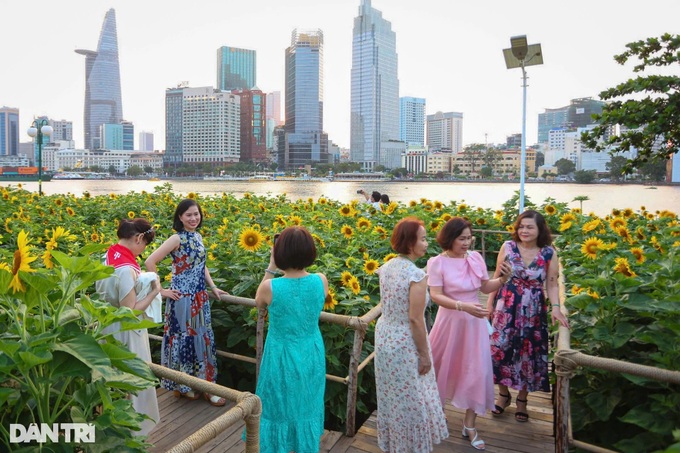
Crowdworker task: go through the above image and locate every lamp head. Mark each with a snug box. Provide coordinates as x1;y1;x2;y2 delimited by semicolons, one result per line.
510;35;528;60
27;127;38;138
41;125;54;136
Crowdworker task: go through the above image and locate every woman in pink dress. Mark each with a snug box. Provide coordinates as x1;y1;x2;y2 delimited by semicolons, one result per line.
427;217;512;450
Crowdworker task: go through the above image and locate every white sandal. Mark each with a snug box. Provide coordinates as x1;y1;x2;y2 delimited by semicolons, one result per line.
462;424;485;450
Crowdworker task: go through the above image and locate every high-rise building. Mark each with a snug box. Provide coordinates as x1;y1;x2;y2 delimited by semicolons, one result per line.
76;8;123;150
164;86;240;166
49;120;73;142
281;29;328;170
121;120;134;150
100;123;124;149
427;111;463;153
399;97;426;145
266;91;282;126
350;0;400;170
538;97;605;144
0;107;20;156
139;131;154;151
232;88;267;162
217;46;256;91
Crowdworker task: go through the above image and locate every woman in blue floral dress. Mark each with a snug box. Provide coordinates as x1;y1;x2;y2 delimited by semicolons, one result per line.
146;199;229;406
486;210;569;422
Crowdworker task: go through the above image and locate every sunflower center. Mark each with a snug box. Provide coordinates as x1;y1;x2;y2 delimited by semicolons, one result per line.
12;250;21;275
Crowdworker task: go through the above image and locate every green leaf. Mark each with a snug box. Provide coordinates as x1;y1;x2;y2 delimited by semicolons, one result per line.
620;406;676;434
584;389;621;421
17;349;53;369
53;333;112;370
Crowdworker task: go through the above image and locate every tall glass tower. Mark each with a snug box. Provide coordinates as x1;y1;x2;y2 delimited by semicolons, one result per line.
350;0;399;170
281;29;328;170
217;46;256;91
76;8;123;150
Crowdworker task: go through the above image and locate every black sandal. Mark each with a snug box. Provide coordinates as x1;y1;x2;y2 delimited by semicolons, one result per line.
491;392;511;416
515;397;529;422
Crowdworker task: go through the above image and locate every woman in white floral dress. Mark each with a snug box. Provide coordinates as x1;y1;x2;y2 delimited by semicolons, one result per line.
374;217;449;452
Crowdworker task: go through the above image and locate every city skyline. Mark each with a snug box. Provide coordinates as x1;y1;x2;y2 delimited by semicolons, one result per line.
4;0;680;152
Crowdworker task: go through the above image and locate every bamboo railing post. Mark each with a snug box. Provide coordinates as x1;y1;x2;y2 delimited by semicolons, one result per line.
255;307;265;379
554;328;571;453
345;325;366;437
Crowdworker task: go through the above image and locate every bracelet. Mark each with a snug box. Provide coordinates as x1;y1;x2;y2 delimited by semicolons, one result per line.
456;300;462;311
264;269;278;276
551;303;560;308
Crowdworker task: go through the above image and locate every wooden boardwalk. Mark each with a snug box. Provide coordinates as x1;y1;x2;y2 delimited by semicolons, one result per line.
148;388;555;452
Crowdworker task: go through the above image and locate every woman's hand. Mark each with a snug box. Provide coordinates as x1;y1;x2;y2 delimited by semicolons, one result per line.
464;303;489;319
210;287;229;299
417;353;432;375
161;288;181;301
498;261;513;281
551;306;570;328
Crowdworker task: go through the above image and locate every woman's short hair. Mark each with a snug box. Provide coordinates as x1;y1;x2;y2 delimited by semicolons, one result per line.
391;217;425;255
118;218;155;244
273;226;317;270
380;194;390;204
173;198;203;231
511;210;553;247
436;217;472;251
371;191;381;202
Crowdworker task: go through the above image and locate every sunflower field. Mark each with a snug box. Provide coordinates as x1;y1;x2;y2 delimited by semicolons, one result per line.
0;182;678;451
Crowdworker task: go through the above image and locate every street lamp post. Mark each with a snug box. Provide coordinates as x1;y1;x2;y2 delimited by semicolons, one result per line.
27;119;53;196
503;35;543;213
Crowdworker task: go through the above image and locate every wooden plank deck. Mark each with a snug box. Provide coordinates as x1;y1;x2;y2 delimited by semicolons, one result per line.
147;388;555;452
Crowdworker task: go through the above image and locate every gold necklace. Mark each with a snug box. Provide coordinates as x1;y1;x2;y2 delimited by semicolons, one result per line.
445;250;466;259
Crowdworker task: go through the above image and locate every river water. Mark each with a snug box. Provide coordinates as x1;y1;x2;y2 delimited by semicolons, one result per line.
6;179;679;216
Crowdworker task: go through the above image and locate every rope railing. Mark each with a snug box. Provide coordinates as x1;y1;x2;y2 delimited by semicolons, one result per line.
147;362;261;453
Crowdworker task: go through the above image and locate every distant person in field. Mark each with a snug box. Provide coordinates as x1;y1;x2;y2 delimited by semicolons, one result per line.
380;193;390;205
358;189;382;210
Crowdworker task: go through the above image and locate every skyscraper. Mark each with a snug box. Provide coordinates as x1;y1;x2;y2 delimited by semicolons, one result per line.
400;97;426;145
0;107;20;156
139;131;154;151
217;46;256;91
350;0;400;170
426;111;463;153
232;88;267;162
281;29;328;170
537;97;605;144
76;8;123;150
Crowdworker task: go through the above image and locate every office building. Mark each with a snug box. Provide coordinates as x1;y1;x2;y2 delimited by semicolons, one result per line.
100;124;124;150
350;0;400;170
281;29;329;170
426;111;463;153
217;46;256;91
400;97;426;146
266;91;282;126
538;97;605;144
49;120;73;142
121;120;134;150
232;88;267;162
164;86;240;166
76;8;123;150
0;107;20;156
139;131;154;151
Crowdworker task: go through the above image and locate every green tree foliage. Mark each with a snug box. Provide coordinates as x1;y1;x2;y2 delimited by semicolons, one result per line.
555;158;576;175
573;169;597;183
640;160;667;182
606;156;629;181
581;33;680;173
126;165;143;177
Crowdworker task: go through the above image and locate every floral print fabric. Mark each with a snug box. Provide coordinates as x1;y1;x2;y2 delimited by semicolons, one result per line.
374;257;448;453
161;230;217;392
490;241;553;392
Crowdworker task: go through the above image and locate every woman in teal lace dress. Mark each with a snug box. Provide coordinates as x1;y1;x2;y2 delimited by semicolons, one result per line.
251;226;329;453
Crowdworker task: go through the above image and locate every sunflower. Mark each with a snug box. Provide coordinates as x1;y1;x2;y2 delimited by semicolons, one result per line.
622;208;634;218
384;202;398;215
41;249;54;269
66;207;75;216
0;262;10;272
571;285;584;295
587;288;600;299
274;215;287;227
581;237;604;259
348;276;361;295
373;226;388;239
289;215;303;226
630;247;645;264
476;218;486;226
324;288;338;311
433;201;443;210
635;227;646;241
660;210;676;219
109;193;117;199
127;211;135;219
544;205;557;215
458;204;468;212
650;236;664;254
441;213;453;222
646;213;655;220
505;225;515;233
312;233;325;248
612;209;621;216
340;271;354;287
91;232;100;242
430;220;441;231
561;213;577;223
10;231;37;293
559;221;573;232
318;197;327;204
582;219;601;233
338;205;355;217
423;201;434;212
613;257;637;278
238;227;264;252
409;200;417;207
615;226;633;243
341;225;354;239
609;217;627;231
363;259;380;275
55;198;63;206
357;217;372;230
571;208;582;214
187;192;197;199
383;253;398;263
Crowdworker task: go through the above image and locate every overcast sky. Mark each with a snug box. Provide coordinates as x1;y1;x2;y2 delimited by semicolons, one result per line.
3;0;679;151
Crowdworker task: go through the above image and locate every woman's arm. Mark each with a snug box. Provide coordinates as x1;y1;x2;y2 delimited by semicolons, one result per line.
480;257;512;294
119;271;160;312
144;234;180;272
254;279;273;308
408;278;431;375
204;267;228;299
546;249;570;328
318;273;329;297
486;245;508;315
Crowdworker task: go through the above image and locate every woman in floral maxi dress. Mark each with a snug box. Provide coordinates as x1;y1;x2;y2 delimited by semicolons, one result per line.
146;199;229;406
374;217;448;453
487;210;570;423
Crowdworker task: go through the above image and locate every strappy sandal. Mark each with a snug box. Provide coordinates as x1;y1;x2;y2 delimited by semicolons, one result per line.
491;392;511;416
204;393;227;407
515;397;529;422
173;390;200;401
462;424;485;450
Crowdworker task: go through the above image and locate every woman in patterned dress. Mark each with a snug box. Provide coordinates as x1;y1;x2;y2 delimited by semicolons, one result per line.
486;210;570;422
374;217;449;453
145;199;229;406
427;217;512;450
